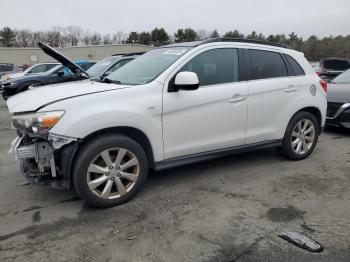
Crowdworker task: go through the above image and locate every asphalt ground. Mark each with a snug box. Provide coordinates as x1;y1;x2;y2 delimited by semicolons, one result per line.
0;97;350;262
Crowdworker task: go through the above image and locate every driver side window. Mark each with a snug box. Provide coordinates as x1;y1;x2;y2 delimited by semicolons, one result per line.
28;64;46;74
179;48;239;87
54;67;73;76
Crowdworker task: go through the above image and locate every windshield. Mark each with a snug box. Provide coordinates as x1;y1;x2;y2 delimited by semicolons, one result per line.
87;57;118;78
333;69;350;84
107;47;191;85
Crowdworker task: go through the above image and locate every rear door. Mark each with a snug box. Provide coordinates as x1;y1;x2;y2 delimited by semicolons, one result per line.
162;48;248;159
245;49;298;144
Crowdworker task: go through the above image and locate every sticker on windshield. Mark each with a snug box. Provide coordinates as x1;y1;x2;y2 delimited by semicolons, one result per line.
163;49;187;56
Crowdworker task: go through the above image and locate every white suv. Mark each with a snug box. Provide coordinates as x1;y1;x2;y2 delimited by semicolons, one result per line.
7;39;327;207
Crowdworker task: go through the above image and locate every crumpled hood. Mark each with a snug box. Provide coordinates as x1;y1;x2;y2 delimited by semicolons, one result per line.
7;80;124;113
327;83;350;104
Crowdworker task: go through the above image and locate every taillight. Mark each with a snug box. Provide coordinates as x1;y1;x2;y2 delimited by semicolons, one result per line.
320;79;327;92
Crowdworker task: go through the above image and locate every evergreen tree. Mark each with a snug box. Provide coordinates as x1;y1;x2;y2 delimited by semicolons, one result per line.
224;30;244;39
126;32;140;43
139;32;151;45
174;28;198;42
210;30;220;38
0;27;16;47
151;28;169;46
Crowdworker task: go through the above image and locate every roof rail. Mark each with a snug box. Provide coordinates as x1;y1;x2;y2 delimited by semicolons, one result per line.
111;52;145;57
198;38;291;49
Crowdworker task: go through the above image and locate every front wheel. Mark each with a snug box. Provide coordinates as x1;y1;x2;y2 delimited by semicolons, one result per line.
278;111;320;160
73;134;148;208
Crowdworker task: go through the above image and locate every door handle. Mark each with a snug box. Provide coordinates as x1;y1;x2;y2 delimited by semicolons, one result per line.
285;85;297;93
229;95;246;103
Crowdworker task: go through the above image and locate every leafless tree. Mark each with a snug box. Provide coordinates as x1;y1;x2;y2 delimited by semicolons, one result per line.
90;32;102;45
15;30;32;47
30;31;46;47
45;26;63;47
197;29;208;40
103;34;112;45
82;30;93;45
112;31;127;44
63;25;82;46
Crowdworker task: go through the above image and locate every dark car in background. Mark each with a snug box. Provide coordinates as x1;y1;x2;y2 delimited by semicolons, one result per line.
86;53;143;79
326;69;350;129
319;58;350;82
1;43;89;100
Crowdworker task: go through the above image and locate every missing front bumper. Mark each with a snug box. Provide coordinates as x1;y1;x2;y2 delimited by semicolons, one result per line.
10;134;78;189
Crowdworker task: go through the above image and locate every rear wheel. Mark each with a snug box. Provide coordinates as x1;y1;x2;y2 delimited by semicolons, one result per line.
278;111;319;160
73;134;148;208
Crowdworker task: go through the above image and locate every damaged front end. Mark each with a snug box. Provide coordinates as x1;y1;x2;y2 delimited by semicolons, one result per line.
9;110;78;188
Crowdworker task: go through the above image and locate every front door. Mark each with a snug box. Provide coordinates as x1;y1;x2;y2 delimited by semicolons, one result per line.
162;48;248;159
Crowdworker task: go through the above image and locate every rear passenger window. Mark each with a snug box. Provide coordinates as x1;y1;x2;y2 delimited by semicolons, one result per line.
180;48;239;86
248;50;287;80
285;55;305;76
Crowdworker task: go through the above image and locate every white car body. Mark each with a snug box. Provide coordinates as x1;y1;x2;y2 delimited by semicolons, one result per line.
6;40;327;206
8;41;327;163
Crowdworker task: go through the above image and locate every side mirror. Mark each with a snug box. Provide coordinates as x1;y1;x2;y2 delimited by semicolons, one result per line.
174;71;199;91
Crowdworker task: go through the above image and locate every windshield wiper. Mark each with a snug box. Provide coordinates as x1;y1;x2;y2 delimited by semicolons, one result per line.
101;77;122;85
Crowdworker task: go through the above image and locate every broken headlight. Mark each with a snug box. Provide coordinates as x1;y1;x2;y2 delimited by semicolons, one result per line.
12;110;65;134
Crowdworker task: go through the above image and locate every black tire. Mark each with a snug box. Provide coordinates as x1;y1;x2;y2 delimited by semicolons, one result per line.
73;134;148;208
2;93;9;101
278;111;320;160
19;81;42;93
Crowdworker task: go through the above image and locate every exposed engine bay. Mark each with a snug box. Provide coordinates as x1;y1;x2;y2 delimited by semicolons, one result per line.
10;132;77;188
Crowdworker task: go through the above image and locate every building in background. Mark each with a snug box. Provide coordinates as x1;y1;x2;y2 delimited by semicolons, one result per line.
0;44;153;65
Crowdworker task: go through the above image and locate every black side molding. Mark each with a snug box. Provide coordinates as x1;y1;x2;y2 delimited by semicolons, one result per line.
153;140;282;171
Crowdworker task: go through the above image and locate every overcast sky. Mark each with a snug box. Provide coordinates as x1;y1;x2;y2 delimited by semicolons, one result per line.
1;0;349;38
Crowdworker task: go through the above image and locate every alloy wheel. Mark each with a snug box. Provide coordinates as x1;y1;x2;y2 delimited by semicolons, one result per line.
87;147;140;199
291;119;316;155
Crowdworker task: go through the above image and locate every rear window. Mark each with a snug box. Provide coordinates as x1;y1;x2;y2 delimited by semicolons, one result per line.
285;55;305;76
248;50;288;80
323;60;350;71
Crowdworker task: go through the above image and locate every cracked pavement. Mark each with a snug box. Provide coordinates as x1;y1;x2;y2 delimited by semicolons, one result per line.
0;98;350;262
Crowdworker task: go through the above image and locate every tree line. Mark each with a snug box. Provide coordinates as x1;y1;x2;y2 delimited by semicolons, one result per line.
0;26;349;61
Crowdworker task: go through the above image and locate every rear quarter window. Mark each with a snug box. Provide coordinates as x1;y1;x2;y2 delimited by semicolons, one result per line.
248;50;288;80
285;55;305;76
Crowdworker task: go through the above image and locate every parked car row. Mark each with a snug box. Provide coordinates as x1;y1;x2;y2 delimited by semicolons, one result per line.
6;39;329;207
311;58;350;82
0;63;60;81
326;69;350;128
0;63;22;78
0;47;141;100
